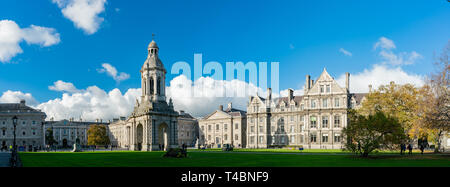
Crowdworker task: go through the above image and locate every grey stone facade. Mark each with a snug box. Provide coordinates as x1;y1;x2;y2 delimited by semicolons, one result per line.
198;103;247;148
247;69;367;149
0;100;46;151
44;119;109;147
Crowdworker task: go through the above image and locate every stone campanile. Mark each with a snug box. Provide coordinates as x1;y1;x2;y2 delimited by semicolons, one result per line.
141;39;166;102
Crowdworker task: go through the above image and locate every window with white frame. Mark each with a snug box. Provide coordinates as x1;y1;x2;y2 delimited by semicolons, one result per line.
322;134;328;142
335;98;340;107
326;85;330;93
310;116;317;128
322;116;328;128
322;98;328;108
320;85;324;93
334;115;340;128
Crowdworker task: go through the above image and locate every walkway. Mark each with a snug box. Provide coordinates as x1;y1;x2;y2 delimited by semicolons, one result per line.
0;152;11;167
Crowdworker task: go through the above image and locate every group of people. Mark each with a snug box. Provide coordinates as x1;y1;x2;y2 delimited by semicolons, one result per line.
400;143;426;155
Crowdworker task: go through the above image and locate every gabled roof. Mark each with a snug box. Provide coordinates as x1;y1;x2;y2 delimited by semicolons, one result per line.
350;93;367;105
273;96;304;107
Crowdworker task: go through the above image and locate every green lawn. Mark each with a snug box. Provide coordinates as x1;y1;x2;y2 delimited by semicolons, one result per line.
19;151;450;167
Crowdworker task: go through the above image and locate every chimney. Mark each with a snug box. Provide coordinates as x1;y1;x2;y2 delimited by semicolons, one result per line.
369;84;372;93
305;75;311;91
288;88;294;101
345;72;350;92
227;103;232;110
267;88;272;100
180;110;185;115
219;105;223;111
20;99;26;106
310;79;314;88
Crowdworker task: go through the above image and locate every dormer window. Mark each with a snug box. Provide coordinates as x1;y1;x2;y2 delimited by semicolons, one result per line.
320;85;324;93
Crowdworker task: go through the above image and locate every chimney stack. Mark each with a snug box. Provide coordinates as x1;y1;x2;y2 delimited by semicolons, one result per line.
180;110;185;115
345;72;350;92
310;79;314;88
267;88;272;100
219;105;223;111
227;103;232;110
288;88;294;101
305;75;311;91
20;99;26;106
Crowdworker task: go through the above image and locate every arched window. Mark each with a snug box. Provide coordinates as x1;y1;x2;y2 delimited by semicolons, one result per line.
157;77;161;95
150;77;154;94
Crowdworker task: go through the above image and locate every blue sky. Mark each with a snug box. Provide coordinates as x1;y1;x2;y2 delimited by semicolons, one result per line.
0;0;448;119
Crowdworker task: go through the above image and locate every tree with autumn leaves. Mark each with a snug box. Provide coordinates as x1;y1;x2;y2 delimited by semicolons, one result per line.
344;41;449;155
87;124;110;147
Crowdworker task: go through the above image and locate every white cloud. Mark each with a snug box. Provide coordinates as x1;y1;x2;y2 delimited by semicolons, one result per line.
0;90;39;106
374;36;422;66
52;0;107;35
48;80;81;93
0;20;60;62
166;75;267;117
339;48;352;57
97;63;130;82
374;36;396;50
336;64;424;93
37;86;140;121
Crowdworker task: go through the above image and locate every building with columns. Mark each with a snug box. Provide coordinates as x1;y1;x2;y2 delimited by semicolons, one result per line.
108;39;180;151
198;103;247;148
0;100;46;151
247;68;366;149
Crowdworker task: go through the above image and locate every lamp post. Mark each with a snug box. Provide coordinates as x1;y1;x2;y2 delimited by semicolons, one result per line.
11;116;18;167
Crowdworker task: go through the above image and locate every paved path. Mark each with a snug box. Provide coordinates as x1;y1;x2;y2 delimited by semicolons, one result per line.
0;152;11;167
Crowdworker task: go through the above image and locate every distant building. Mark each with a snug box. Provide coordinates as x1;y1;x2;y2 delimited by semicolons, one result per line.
177;110;198;147
198;103;247;148
0;100;46;151
44;118;109;147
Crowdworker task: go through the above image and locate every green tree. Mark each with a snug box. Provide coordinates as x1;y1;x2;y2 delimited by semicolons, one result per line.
87;124;110;146
358;82;422;139
343;110;407;157
45;128;57;146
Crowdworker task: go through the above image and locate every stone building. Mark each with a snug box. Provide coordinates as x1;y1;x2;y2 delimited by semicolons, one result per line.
177;110;198;147
247;68;366;149
0;100;46;151
108;39;180;151
198;103;247;148
44;118;109;147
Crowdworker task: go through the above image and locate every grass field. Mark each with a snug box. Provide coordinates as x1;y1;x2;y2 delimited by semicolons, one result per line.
19;150;450;167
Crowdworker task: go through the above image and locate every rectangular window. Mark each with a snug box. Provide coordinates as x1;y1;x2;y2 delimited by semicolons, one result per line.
251;126;255;133
322;134;328;142
311;100;316;108
335;98;340;107
208;125;211;131
259;136;264;143
216;124;220;131
259;126;263;133
224;124;228;131
208;135;211;141
334;115;341;128
290;116;294;122
320;85;324;93
311;134;317;143
235;123;238;129
290;125;295;133
334;134;341;142
310;116;317;128
281;136;285;144
235;134;239;140
224;134;228;141
322;116;328;128
326;85;330;93
322;98;328;108
250;136;255;144
290;135;295;143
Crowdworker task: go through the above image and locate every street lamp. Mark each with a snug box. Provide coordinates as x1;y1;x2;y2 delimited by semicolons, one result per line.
11;116;18;167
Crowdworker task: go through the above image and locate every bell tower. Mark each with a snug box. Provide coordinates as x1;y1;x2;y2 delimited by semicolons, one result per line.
141;37;166;102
